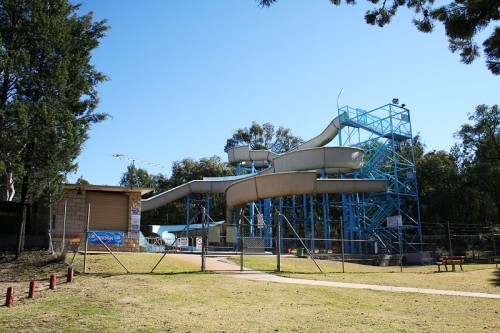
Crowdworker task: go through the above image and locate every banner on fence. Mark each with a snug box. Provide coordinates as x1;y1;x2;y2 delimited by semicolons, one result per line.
88;231;124;245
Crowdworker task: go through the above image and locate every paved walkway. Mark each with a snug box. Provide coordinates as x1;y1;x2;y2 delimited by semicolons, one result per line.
169;254;500;300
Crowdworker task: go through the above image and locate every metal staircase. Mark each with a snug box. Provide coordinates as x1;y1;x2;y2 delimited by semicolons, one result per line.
338;103;422;255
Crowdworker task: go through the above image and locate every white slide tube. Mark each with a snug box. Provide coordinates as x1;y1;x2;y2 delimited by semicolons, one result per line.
226;171;386;218
294;113;344;150
142;179;235;212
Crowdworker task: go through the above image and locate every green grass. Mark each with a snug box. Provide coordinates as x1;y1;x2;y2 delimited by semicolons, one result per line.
1;253;499;333
233;255;500;294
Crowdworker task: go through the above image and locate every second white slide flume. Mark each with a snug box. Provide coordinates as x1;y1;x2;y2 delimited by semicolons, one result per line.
226;171;386;212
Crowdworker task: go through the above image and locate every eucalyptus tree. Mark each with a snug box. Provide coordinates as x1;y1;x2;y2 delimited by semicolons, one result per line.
224;121;303;153
119;165;159;192
0;0;109;257
417;150;461;228
453;104;499;224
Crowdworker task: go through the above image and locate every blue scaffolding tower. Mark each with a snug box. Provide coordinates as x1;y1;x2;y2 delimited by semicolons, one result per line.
337;103;423;255
230;102;423;257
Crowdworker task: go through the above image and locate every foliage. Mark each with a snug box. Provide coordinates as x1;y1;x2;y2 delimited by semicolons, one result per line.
119;164;159;191
75;176;90;185
417;150;461;227
224;121;303;153
257;0;500;75
415;104;499;245
0;0;109;257
453;104;499;224
130;156;235;227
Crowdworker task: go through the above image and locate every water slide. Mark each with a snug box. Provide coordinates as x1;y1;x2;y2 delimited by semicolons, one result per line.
141;113;386;213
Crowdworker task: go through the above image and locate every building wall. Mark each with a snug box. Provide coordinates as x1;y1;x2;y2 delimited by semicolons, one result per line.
51;186;145;253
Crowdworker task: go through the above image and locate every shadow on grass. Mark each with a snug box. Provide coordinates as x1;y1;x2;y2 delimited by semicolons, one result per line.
75;270;204;277
490;268;500;286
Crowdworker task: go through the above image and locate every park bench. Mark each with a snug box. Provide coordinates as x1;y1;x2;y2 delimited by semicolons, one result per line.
435;255;465;272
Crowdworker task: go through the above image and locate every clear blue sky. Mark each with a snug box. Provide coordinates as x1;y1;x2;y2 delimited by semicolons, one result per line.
71;0;499;186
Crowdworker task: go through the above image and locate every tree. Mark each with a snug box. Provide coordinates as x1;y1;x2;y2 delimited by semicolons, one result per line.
453;104;499;224
224;121;303;153
119;165;159;191
75;176;90;185
257;0;500;75
0;0;109;258
417;150;461;227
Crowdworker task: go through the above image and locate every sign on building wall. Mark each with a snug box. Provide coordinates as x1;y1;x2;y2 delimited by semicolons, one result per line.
88;231;124;245
128;202;142;239
130;204;141;231
128;231;140;239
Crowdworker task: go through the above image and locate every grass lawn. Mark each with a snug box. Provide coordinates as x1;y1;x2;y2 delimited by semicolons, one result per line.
233;255;500;294
0;252;499;332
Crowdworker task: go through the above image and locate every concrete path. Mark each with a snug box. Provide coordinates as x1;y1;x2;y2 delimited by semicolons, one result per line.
169;254;500;300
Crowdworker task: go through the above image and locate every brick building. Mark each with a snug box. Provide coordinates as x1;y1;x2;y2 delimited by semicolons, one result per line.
51;184;152;252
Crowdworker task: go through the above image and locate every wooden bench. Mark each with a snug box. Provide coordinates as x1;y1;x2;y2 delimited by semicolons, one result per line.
436;256;465;272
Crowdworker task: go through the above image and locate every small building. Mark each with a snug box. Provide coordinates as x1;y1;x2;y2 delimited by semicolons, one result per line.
51;184;152;252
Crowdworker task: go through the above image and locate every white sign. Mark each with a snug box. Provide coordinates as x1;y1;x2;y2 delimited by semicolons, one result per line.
387;215;402;228
131;206;141;227
257;214;264;229
131;215;141;226
127;231;140;239
195;237;202;250
178;237;189;247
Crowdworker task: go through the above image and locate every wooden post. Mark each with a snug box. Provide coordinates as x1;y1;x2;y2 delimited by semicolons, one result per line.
5;287;13;307
201;207;206;272
29;281;36;298
447;220;455;271
276;211;281;273
67;267;73;283
61;200;67;253
239;209;244;272
84;203;90;273
340;216;345;274
492;221;498;269
49;275;57;290
398;225;403;273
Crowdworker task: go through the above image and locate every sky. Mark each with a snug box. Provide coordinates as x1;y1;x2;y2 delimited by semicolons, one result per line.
71;0;499;186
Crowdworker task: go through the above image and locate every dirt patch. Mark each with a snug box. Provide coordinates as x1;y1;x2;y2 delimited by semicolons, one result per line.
0;251;69;303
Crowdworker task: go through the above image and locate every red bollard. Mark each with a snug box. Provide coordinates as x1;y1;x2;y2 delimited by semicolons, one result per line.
67;267;73;283
49;274;57;290
29;280;36;298
5;287;13;307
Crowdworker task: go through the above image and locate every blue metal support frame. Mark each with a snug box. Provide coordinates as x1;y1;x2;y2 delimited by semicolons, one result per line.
338;103;422;255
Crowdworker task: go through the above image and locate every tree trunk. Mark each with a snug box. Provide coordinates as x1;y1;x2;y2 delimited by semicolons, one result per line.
15;141;33;260
4;171;15;201
15;173;30;259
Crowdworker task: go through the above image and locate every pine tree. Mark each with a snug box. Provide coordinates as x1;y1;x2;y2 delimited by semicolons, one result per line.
0;0;109;258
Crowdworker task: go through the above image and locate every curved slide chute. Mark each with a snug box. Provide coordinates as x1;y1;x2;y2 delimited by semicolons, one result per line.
294;113;343;150
260;146;362;175
227;145;278;165
226;171;386;212
225;113;345;166
142;179;235;212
